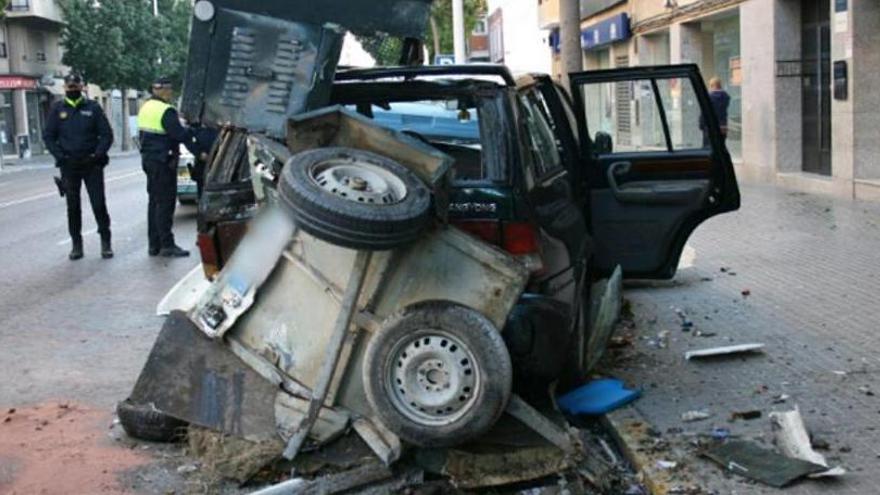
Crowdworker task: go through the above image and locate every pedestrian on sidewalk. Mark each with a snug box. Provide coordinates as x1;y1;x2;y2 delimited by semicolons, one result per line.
700;76;731;148
137;76;199;258
42;73;115;260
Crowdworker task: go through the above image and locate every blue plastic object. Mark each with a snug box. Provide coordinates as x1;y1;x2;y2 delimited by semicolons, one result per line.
557;378;641;416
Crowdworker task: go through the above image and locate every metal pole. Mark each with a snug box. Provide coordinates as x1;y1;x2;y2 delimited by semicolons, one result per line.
559;0;583;90
452;0;466;64
152;0;158;17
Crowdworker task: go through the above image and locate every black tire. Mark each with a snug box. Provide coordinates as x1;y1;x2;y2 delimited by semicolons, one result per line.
116;399;188;443
363;301;513;447
278;147;431;251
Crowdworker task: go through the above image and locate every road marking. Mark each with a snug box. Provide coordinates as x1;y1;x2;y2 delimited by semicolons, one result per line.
57;228;98;246
0;171;141;210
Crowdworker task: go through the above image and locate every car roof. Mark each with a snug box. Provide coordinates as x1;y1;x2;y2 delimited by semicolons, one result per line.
335;64;518;87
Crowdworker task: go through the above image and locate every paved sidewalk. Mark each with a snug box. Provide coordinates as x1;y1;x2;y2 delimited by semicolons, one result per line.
606;184;880;494
0;150;138;174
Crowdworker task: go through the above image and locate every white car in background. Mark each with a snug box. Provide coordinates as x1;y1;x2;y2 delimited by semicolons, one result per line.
177;144;198;205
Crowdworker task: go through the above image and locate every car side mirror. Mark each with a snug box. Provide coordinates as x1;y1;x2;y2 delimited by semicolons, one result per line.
594;131;613;155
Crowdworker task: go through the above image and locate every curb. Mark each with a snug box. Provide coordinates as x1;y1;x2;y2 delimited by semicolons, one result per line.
602;405;705;495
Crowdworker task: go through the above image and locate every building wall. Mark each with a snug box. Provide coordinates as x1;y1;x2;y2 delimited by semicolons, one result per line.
487;0;552;74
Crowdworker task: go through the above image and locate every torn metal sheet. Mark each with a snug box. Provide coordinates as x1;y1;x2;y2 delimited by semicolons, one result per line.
352;417;402;466
701;440;826;488
584;265;623;372
274;392;350;445
685;343;765;360
128;311;280;442
769;407;846;478
506;394;578;454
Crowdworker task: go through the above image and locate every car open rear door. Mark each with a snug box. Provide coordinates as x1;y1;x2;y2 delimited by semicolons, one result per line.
568;64;740;279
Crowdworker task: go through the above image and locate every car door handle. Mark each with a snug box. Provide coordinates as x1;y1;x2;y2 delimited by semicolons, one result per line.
606;161;631;194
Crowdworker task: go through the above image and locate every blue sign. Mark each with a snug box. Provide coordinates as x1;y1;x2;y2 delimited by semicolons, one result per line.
548;29;561;54
835;0;847;12
434;54;456;65
581;13;631;51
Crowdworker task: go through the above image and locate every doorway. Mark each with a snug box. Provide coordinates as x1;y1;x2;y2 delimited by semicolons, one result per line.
801;0;831;176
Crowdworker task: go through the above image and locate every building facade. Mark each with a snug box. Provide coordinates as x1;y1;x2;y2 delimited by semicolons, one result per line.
541;0;880;201
487;0;552;74
1;0;138;159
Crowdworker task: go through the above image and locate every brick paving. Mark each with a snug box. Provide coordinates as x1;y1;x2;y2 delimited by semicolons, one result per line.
606;183;880;494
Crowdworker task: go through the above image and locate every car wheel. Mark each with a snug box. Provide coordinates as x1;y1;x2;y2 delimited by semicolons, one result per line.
278;147;431;251
116;399;188;443
363;301;512;447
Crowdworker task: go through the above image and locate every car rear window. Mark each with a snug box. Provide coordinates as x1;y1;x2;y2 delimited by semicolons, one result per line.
344;100;487;182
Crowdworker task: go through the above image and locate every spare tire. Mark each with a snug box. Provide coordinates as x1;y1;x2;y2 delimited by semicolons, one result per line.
278;147;432;251
116;399;188;443
363;301;513;447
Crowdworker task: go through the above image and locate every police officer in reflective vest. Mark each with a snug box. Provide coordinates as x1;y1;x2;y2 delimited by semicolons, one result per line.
42;73;114;260
137;77;197;257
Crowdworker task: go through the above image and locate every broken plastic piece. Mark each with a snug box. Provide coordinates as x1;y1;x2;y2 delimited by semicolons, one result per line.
685;343;765;360
557;378;641;416
701;440;826;487
769;407;846;478
681;410;712;422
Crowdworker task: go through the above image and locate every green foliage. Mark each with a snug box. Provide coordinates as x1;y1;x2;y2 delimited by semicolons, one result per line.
58;0;192;91
427;0;487;62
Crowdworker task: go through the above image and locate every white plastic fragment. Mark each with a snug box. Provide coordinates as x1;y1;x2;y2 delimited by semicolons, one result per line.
685;343;765;360
769;407;845;478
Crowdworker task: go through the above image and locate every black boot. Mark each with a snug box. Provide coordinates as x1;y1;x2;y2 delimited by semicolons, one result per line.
101;235;114;259
159;245;190;258
69;238;84;260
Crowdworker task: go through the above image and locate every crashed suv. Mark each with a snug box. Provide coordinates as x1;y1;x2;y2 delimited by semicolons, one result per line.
119;0;739;483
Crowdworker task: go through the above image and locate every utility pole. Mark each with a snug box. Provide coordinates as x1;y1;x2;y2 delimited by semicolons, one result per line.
452;0;466;64
559;0;582;90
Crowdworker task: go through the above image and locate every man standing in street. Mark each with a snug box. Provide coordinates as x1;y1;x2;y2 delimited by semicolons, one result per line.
137;76;198;258
42;73;114;260
701;76;732;148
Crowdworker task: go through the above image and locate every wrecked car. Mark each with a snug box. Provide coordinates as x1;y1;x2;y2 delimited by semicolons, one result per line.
118;0;740;485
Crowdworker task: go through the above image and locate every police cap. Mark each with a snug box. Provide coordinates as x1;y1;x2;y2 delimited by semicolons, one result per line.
64;73;84;85
151;76;174;90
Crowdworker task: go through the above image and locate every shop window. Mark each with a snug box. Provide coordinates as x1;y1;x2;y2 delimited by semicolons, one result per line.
7;0;29;12
35;51;46;62
0;43;7;59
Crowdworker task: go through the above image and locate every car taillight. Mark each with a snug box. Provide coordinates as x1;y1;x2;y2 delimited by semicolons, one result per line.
451;220;543;273
501;222;541;256
197;232;220;279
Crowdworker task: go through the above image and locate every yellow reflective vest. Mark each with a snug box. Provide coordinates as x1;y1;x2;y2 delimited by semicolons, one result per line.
137;99;172;134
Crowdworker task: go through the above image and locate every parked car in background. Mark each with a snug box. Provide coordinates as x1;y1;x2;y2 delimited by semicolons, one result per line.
177;145;198;205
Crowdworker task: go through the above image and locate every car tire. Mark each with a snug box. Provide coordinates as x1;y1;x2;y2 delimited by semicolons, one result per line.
278;147;431;251
116;399;188;443
363;301;512;447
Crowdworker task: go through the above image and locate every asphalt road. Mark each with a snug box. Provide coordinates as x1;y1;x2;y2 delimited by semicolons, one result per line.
0;154;199;411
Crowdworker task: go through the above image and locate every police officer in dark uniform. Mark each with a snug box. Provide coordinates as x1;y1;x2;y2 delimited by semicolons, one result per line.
42;73;114;260
137;76;198;257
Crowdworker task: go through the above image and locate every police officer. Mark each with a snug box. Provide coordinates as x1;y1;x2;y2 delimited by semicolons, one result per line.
42;73;114;260
137;76;198;257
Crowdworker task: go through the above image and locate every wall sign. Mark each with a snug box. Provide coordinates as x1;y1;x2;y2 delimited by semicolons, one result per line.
0;76;37;90
580;13;631;51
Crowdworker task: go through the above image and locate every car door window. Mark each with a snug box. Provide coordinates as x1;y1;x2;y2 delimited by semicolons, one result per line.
518;93;564;179
579;76;709;154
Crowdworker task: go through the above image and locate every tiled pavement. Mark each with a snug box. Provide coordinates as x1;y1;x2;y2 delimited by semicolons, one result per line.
606;183;880;494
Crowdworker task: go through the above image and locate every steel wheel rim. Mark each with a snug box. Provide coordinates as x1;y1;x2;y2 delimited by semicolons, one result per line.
309;159;408;205
386;329;480;426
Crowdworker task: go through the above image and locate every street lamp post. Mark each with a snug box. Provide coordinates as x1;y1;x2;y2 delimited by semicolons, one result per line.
452;0;466;64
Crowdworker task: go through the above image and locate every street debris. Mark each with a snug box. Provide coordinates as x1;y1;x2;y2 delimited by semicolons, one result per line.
655;460;678;470
701;440;826;487
558;378;641;416
684;343;765;360
710;427;731;440
740;289;751;297
680;410;712;422
858;385;875;396
250;463;393;495
769;407;846;478
730;410;762;421
772;393;790;404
